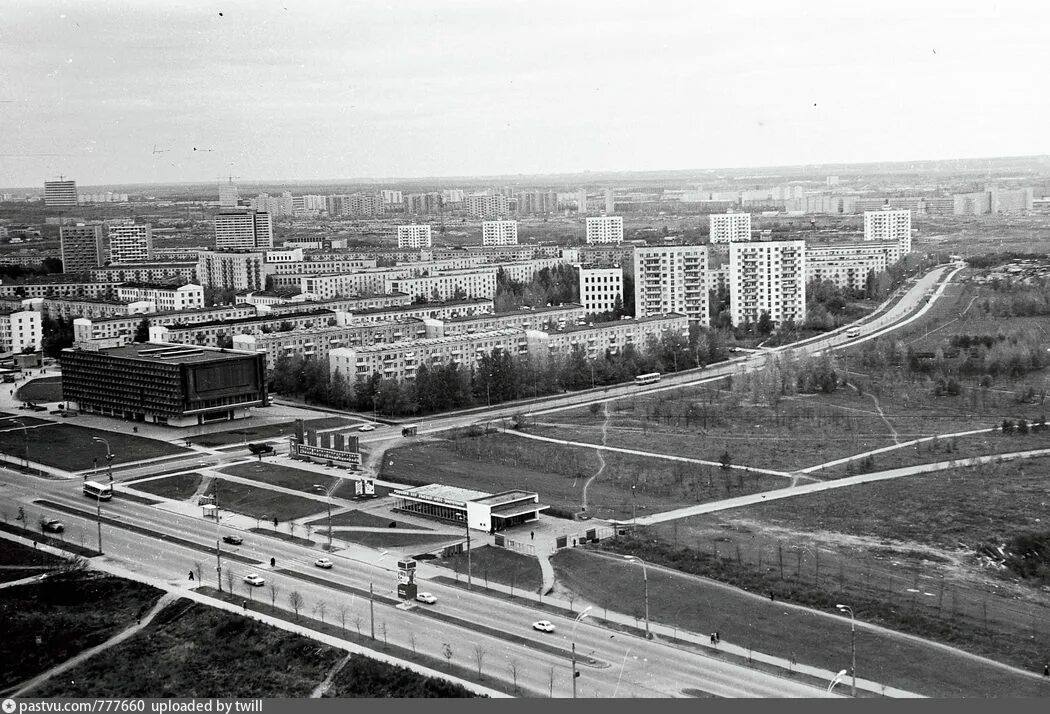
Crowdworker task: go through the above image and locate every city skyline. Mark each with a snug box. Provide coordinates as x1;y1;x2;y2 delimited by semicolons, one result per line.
1;0;1047;187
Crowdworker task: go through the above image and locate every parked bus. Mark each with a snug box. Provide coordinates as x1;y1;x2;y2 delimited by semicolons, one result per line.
634;372;661;385
845;327;861;339
83;480;113;501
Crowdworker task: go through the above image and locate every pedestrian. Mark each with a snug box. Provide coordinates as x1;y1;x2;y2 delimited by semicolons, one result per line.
530;531;534;541
243;600;247;611
1044;662;1049;677
715;632;720;644
770;591;775;602
188;570;194;581
710;633;716;645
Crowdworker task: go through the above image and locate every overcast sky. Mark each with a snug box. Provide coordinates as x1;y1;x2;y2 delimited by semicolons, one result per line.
1;0;1047;188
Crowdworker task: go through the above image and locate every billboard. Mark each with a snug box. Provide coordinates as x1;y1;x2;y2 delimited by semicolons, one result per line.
295;443;361;464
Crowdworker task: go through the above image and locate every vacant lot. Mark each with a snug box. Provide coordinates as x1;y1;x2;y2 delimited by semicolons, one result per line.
438;545;543;594
205;479;327;522
126;472;203;500
313;509;431;531
30;600;343;697
552;547;1048;698
0;572;164;691
221;462;341;495
0;538;66;583
0;423;188;472
339;532;459;550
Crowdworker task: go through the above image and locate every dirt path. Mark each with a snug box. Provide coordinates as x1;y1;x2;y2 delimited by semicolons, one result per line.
848;384;901;445
11;592;177;697
579;401;611;512
310;652;351;698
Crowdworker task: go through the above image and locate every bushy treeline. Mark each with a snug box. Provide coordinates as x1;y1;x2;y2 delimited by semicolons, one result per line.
965;252;1046;269
493;264;579;312
855;328;1046;381
729;351;840;406
269;327;727;417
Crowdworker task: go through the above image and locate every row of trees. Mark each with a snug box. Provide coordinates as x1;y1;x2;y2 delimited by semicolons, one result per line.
493;264;579;312
729;351;840;407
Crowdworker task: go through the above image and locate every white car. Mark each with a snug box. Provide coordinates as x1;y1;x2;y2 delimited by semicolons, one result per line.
415;592;437;604
243;573;265;587
532;620;556;633
314;557;333;569
358;424;376;432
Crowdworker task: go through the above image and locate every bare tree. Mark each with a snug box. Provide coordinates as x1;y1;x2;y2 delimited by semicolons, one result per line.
409;632;417;654
268;582;279;609
548;665;556;698
244;580;255;601
337;602;348;634
442;642;453;671
567;591;577;613
192;561;203;582
509;567;518;596
314;601;327;624
224;568;235;593
353;612;363;636
380;621;388;649
472;644;487;679
509;659;520;693
288;590;304;619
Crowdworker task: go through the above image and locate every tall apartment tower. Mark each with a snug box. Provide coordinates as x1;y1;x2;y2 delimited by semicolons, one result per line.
397;224;432;249
604;189;615;215
218;181;239;208
585;216;624;244
60;223;105;274
633;245;709;325
577;265;624;314
863;209;911;254
729;239;806;328
215;210;273;251
709;212;752;243
44;179;78;206
576;189;587;215
107;222;153;264
482;220;518;246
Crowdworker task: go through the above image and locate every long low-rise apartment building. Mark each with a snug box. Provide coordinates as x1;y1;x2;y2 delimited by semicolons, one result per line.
74;305;257;346
0;280;121;300
234;319;427;369
328;328;529;382
342;298;494;325
805;241;899;291
425;303;588;338
90;262;198;284
261;292;414;315
151;309;347;349
494;257;568;283
25;296;152;322
386;268;497;301
115;283;204;311
526;313;689;362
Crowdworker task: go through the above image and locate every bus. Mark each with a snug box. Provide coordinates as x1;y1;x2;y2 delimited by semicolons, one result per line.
845;327;861;339
83;480;113;501
635;372;661;385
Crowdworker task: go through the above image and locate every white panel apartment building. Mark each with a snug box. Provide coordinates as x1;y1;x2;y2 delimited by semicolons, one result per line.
729;239;806;327
196;251;266;291
397;224;432;249
577;266;623;314
329;329;529;382
0;309;42;353
525;314;690;362
633;246;709;325
482;220;518;246
863;209;911;254
709;213;752;244
91;262;198;284
806;243;898;291
215;210;274;251
115;283;204;312
466;194;509;219
107;222;153;263
585;216;624;244
387;269;497;302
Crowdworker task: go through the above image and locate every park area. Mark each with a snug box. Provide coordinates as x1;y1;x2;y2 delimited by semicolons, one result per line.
125;472;204;500
0;421;188;472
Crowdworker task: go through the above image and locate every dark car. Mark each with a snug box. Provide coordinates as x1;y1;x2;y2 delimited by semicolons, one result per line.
40;518;64;533
221;534;243;545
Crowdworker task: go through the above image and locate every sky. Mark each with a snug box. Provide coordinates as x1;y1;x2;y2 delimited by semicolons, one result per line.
1;0;1048;188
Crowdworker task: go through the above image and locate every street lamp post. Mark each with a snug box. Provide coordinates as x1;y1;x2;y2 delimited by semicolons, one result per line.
836;604;856;697
624;556;650;639
313;484;334;551
571;607;592;699
12;418;30;474
214;478;223;593
92;437;114;483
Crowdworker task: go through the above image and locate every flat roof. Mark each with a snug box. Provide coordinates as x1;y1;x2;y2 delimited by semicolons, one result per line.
445;304;583;323
394;483;489;507
473;490;535;507
67;341;259;365
555;313;686;334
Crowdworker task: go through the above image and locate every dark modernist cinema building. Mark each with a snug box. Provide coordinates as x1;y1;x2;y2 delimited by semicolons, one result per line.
59;342;267;427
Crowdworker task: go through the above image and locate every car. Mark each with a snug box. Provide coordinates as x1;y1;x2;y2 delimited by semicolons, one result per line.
39;518;64;533
222;534;243;545
358;424;376;432
415;592;437;604
314;557;333;569
532;620;556;633
243;573;265;587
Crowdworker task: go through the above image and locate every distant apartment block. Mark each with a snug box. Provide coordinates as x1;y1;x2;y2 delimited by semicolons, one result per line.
73;305;257;347
397;224;432;249
863;209;911;254
215;210;273;251
633;245;709;325
403;192;442;215
729;239;806;327
576;189;587;215
709;213;751;243
196;251;266;291
249;192;294;217
60;223;105;274
482;220;518;247
115;283;204;312
218;181;240;208
806;243;895;292
577;265;623;315
466;194;509;219
0;309;42;353
585;216;624;245
387;270;497;302
381;190;403;205
107;222;153;263
515;190;558;215
327;193;383;217
526;314;689;363
91;262;198;284
44;179;77;207
604;189;615;215
443;189;466;204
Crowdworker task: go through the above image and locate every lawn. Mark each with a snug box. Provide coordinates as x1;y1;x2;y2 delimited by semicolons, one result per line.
551;547;1049;698
220;462;341;495
29;600;344;698
310;509;431;531
0;538;66;583
0;423;188;472
339;532;460;550
0;571;164;691
204;479;328;522
382;435;786;521
190;416;359;447
14;376;63;403
325;655;477;698
126;472;204;500
437;545;543;594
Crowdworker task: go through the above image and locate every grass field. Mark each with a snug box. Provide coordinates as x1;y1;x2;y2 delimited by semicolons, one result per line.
438;545;543;594
126;472;203;500
14;376;62;403
29;599;344;697
220;462;342;495
551;547;1048;698
0;423;188;472
340;532;460;550
190;416;359;447
205;480;328;522
310;509;432;531
0;538;66;583
0;572;164;691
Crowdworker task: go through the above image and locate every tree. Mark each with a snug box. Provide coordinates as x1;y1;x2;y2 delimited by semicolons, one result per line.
757;310;773;336
720;449;732;471
337;602;348;634
442;642;453;670
288;590;304;619
509;659;520;693
314;601;327;623
268;581;279;609
472;644;487;679
132;318;150;343
224;568;235;593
